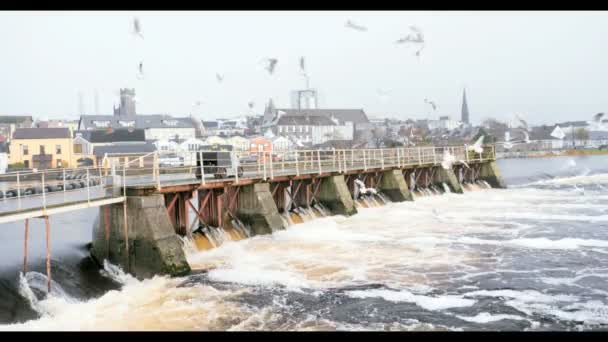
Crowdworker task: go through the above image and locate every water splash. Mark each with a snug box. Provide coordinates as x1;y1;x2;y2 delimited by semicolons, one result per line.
442;183;451;194
100;260;137;285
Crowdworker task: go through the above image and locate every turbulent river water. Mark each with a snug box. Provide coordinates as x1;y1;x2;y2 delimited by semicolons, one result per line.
1;155;608;331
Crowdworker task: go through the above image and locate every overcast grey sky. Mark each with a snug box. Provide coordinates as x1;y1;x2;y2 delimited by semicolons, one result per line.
1;11;607;125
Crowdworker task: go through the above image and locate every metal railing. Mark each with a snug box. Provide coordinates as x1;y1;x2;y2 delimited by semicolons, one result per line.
102;144;496;190
0;144;495;215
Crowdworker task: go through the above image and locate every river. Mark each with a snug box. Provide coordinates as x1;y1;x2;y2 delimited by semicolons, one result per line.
1;155;608;331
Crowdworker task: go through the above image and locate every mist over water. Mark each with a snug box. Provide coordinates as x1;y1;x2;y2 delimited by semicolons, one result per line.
1;155;608;330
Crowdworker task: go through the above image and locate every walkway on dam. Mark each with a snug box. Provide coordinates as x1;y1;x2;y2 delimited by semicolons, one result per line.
0;145;495;224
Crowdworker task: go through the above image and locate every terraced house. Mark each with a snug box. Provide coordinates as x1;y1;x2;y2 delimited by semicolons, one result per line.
9;128;75;169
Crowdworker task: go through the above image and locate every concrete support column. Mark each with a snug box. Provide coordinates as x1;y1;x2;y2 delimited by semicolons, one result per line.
479;161;507;189
91;194;191;279
236;183;285;236
317;175;357;216
435;167;464;194
378;169;413;202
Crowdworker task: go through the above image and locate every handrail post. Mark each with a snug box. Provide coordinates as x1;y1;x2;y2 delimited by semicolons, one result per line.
86;168;91;204
263;152;267;180
270;151;274;180
200;151;205;185
16;172;21;201
363;150;367;171
417;147;422;164
342;150;347;173
432;147;437;165
295;151;300;176
351;150;355;168
338;150;342;173
41;172;46;210
397;148;401;168
123;167;127;198
317;150;322;175
62;168;66;195
380;149;385;169
332;149;336;169
234;151;239;184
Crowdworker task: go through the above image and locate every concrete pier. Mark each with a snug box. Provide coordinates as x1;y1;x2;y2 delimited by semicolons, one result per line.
91;195;191;279
317;175;357;216
480;161;507;189
435;167;464;194
379;170;413;202
236;183;286;236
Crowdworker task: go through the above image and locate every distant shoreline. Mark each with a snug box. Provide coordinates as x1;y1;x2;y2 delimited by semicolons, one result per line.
498;149;608;159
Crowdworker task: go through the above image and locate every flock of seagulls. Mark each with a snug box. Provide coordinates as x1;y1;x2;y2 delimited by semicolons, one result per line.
344;19;431;108
133;18;145;80
129;16;434;113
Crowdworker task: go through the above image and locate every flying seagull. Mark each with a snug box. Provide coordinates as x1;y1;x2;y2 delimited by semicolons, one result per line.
515;114;529;131
396;26;425;44
520;129;530;144
467;135;484;154
593;112;605;123
248;101;255;109
424;98;437;111
441;149;456;170
136;62;144;79
415;45;425;57
345;20;367;32
216;73;224;83
262;58;278;75
133;17;143;39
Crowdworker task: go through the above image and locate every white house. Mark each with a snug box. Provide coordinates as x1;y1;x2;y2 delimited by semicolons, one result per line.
204;136;228;145
272;136;293;152
0;143;7;174
227;136;250;151
179;138;205;152
428;116;462;131
275;114;354;146
154;139;179;151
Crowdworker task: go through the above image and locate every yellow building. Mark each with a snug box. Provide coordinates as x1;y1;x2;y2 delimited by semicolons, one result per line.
9;128;76;169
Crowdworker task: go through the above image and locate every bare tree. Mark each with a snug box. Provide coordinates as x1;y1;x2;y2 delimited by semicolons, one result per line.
574;127;590;146
398;126;409;144
371;126;386;148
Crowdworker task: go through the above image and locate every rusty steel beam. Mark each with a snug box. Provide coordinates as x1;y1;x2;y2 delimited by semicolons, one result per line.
23;219;29;274
44;216;51;293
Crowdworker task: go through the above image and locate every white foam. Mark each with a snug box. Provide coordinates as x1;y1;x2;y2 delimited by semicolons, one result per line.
457;237;608;250
346;289;476;311
456;312;527;323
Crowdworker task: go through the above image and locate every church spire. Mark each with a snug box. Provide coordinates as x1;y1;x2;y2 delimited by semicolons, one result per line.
461;88;470;124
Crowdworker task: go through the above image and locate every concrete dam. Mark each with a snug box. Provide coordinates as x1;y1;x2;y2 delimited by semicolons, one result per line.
89;145;505;279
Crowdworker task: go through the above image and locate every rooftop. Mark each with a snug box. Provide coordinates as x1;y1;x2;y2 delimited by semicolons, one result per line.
275;109;369;125
277;114;336;126
76;129;146;143
13;128;71;139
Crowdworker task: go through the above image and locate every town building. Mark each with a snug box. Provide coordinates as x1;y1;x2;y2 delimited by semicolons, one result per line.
71;129;147;166
79;114;197;141
274;114;354;146
0;142;8;174
9;128;75;169
428;116;462;131
36;119;79;133
0;115;33;143
461;88;470;125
